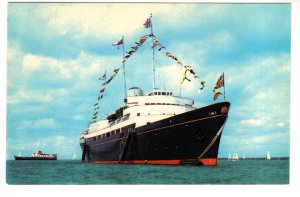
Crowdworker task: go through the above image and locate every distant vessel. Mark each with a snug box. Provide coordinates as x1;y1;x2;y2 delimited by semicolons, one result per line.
266;151;271;160
230;153;239;161
72;152;77;160
14;150;57;160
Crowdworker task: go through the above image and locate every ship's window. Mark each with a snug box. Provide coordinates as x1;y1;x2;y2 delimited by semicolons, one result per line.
158;92;161;95
137;113;140;116
148;113;150;115
162;103;166;105
154;92;157;95
163;113;165;115
147;122;150;125
151;103;155;105
145;103;150;105
106;132;110;137
162;92;166;95
157;103;161;105
166;92;169;95
170;92;172;95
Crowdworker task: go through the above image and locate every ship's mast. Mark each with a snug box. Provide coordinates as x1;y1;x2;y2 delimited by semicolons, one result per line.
150;14;156;91
122;36;127;103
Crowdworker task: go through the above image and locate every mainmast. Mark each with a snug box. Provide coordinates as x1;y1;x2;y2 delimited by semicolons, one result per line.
150;14;156;90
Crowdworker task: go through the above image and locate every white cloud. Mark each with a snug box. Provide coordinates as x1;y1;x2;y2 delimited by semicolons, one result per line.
39;4;160;38
240;119;262;126
221;130;289;156
23;54;42;71
277;122;285;127
16;118;58;132
22;53;72;79
156;63;201;96
34;118;57;129
72;114;85;121
7;89;54;104
33;4;231;40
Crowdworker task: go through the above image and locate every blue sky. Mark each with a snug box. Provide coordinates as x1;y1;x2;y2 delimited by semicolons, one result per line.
6;3;291;159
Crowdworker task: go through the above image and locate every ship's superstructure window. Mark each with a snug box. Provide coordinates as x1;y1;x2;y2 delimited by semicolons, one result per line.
162;92;166;95
137;113;140;116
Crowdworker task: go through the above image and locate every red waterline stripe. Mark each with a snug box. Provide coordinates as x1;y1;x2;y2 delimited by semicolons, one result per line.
90;158;217;166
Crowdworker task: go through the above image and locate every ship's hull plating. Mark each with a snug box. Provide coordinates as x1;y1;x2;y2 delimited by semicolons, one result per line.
81;102;230;166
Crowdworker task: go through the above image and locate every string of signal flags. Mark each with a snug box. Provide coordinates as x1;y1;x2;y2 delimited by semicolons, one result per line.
90;15;226;122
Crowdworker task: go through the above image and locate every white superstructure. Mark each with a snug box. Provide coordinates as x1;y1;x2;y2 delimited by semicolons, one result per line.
83;87;195;140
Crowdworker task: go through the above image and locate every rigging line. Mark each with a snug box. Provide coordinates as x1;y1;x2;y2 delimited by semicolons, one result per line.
122;35;127;103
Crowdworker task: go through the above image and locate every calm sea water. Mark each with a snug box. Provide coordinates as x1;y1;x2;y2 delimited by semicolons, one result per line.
6;160;289;185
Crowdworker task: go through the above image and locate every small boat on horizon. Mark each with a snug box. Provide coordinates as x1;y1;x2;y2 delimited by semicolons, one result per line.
266;151;271;160
72;152;77;160
14;150;57;160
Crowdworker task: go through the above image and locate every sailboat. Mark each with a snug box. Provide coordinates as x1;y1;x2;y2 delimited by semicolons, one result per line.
231;153;239;161
266;151;271;160
72;152;77;160
80;14;230;166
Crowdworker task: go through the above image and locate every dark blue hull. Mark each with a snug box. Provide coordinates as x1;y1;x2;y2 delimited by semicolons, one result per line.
81;102;230;166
